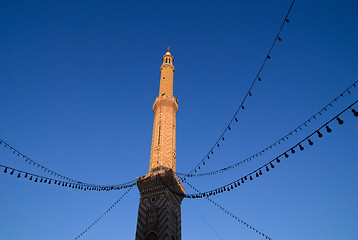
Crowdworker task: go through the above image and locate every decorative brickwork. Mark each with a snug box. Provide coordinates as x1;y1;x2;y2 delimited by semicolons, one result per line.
135;49;185;240
135;170;184;240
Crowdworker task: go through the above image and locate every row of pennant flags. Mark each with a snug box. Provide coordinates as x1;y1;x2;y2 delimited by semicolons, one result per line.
178;101;358;199
180;80;357;177
187;0;297;175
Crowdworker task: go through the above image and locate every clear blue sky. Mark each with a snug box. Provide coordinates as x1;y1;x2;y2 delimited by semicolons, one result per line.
0;0;357;239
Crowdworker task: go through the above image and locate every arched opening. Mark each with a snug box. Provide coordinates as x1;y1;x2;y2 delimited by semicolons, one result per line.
146;232;158;240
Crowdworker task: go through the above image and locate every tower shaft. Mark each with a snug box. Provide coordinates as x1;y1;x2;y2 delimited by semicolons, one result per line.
149;51;177;173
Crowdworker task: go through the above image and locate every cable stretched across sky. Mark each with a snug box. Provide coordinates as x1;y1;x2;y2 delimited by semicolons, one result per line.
74;187;133;239
170;99;358;198
0;137;87;183
187;0;296;175
178;79;357;178
181;178;273;239
0;139;137;189
0;163;136;191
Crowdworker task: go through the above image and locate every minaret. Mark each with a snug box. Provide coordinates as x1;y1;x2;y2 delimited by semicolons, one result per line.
135;48;185;240
149;47;178;173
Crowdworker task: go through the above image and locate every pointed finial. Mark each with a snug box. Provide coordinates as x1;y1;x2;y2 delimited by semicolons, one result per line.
167;46;170;52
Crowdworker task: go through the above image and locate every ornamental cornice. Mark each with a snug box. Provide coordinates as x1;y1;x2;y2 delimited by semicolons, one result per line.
162;54;174;62
152;96;178;113
137;170;185;195
160;64;175;72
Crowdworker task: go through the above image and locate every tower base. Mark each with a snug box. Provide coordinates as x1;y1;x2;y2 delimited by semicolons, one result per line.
135;169;185;240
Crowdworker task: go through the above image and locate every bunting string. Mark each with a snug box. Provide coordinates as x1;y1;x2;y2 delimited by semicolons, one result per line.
0;163;136;191
0;140;136;189
0;138;84;183
181;178;273;239
187;0;296;175
176;99;358;198
178;79;358;177
74;187;133;239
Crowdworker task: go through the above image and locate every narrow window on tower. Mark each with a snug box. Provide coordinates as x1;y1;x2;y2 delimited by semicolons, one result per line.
158;126;161;146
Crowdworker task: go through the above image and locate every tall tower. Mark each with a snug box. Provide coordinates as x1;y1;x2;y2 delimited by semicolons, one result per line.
135;48;185;240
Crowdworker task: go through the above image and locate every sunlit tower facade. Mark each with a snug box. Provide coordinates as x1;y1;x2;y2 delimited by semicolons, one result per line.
135;49;185;240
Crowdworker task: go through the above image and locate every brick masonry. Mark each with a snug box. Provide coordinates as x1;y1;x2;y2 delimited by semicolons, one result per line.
149;50;177;174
